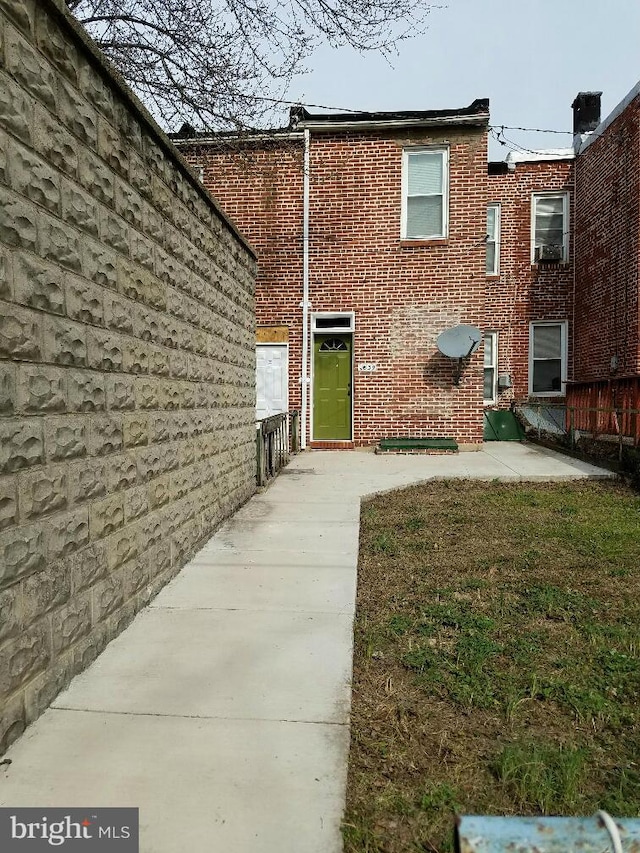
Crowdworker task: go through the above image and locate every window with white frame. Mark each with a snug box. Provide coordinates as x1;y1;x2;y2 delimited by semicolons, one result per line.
483;332;498;403
531;193;569;263
486;204;500;275
401;148;448;239
529;322;567;396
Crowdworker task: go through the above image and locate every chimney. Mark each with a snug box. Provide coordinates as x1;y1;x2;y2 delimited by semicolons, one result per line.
572;92;602;135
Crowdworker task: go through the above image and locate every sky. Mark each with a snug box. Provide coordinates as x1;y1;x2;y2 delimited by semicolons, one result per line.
286;0;640;160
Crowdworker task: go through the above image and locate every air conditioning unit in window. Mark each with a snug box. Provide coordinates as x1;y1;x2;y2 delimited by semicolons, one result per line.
535;244;564;263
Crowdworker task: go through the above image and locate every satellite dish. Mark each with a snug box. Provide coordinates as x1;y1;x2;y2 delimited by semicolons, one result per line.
437;325;482;359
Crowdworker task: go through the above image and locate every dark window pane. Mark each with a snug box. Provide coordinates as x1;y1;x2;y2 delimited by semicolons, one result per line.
533;359;562;392
484;368;495;400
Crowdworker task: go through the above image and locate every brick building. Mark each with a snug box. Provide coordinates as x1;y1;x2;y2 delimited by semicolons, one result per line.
176;81;640;448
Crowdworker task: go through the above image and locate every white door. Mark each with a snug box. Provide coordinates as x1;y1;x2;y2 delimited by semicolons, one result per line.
256;345;288;419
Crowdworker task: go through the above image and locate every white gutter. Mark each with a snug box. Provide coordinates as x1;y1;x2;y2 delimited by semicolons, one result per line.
294;115;489;132
300;128;310;449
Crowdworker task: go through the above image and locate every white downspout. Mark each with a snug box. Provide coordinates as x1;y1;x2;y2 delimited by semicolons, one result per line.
300;128;310;449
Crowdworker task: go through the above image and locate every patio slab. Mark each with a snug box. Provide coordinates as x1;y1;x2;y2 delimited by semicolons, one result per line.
0;443;615;853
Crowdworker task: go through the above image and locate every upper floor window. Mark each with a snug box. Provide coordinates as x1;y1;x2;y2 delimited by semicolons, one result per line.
401;148;449;240
531;193;569;263
486;204;500;275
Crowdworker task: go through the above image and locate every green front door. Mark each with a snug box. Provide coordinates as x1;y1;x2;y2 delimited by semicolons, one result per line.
313;334;352;440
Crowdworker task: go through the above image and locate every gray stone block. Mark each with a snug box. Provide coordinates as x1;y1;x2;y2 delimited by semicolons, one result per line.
0;69;34;144
116;257;150;303
45;417;87;462
115;179;143;229
19;464;67;520
135;377;160;410
149;413;171;444
70;539;107;592
0;248;10;300
89;493;124;539
148;473;170;509
78;63;114;122
105;374;135;411
104;292;134;335
148;347;171;377
124;484;148;522
22;559;72;625
87;328;124;372
97;116;128;177
68;457;106;505
24;655;73;724
0;362;16;415
122;339;148;374
56;77;97;145
0;419;43;474
0;521;45;586
35;5;79;83
104;523;138;571
88;414;123;456
107;452;137;493
78;148;114;205
0;185;37;250
82;239;117;290
0;475;17;530
143;202;163;243
142;512;162;550
0;693;25;756
13;251;65;314
0;302;41;360
38;212;82;271
43;316;87;366
33;103;77;177
47;507;90;560
0;0;36;35
129;152;151;199
0;617;50;695
0;584;20;644
147;540;171;576
51;592;92;654
100;209;129;254
66;275;104;325
17;365;65;413
123;555;148;599
61;180;99;237
67;370;106;412
113;101;142;154
130;231;154;272
122;413;148;448
8;140;60;213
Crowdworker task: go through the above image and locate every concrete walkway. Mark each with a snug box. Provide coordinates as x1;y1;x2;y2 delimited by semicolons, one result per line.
0;444;613;852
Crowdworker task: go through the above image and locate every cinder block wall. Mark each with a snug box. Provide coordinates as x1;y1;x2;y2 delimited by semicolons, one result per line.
0;0;256;752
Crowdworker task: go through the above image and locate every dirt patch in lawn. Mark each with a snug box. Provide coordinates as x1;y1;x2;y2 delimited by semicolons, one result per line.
343;480;640;853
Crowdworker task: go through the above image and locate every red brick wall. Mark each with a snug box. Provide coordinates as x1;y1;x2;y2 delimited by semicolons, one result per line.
487;160;574;405
574;95;640;381
182;126;488;447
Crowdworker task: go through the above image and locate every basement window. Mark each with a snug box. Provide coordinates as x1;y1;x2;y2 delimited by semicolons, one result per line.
401;147;449;240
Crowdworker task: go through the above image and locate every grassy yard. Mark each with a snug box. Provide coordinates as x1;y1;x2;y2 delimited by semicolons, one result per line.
343;480;640;853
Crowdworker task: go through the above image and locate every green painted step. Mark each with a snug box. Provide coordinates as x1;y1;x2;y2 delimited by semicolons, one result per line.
378;437;458;451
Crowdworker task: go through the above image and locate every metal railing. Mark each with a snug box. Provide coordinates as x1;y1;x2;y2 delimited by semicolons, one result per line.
516;400;640;461
256;410;300;486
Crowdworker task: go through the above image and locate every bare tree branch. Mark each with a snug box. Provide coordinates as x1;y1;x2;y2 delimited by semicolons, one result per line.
66;0;441;131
